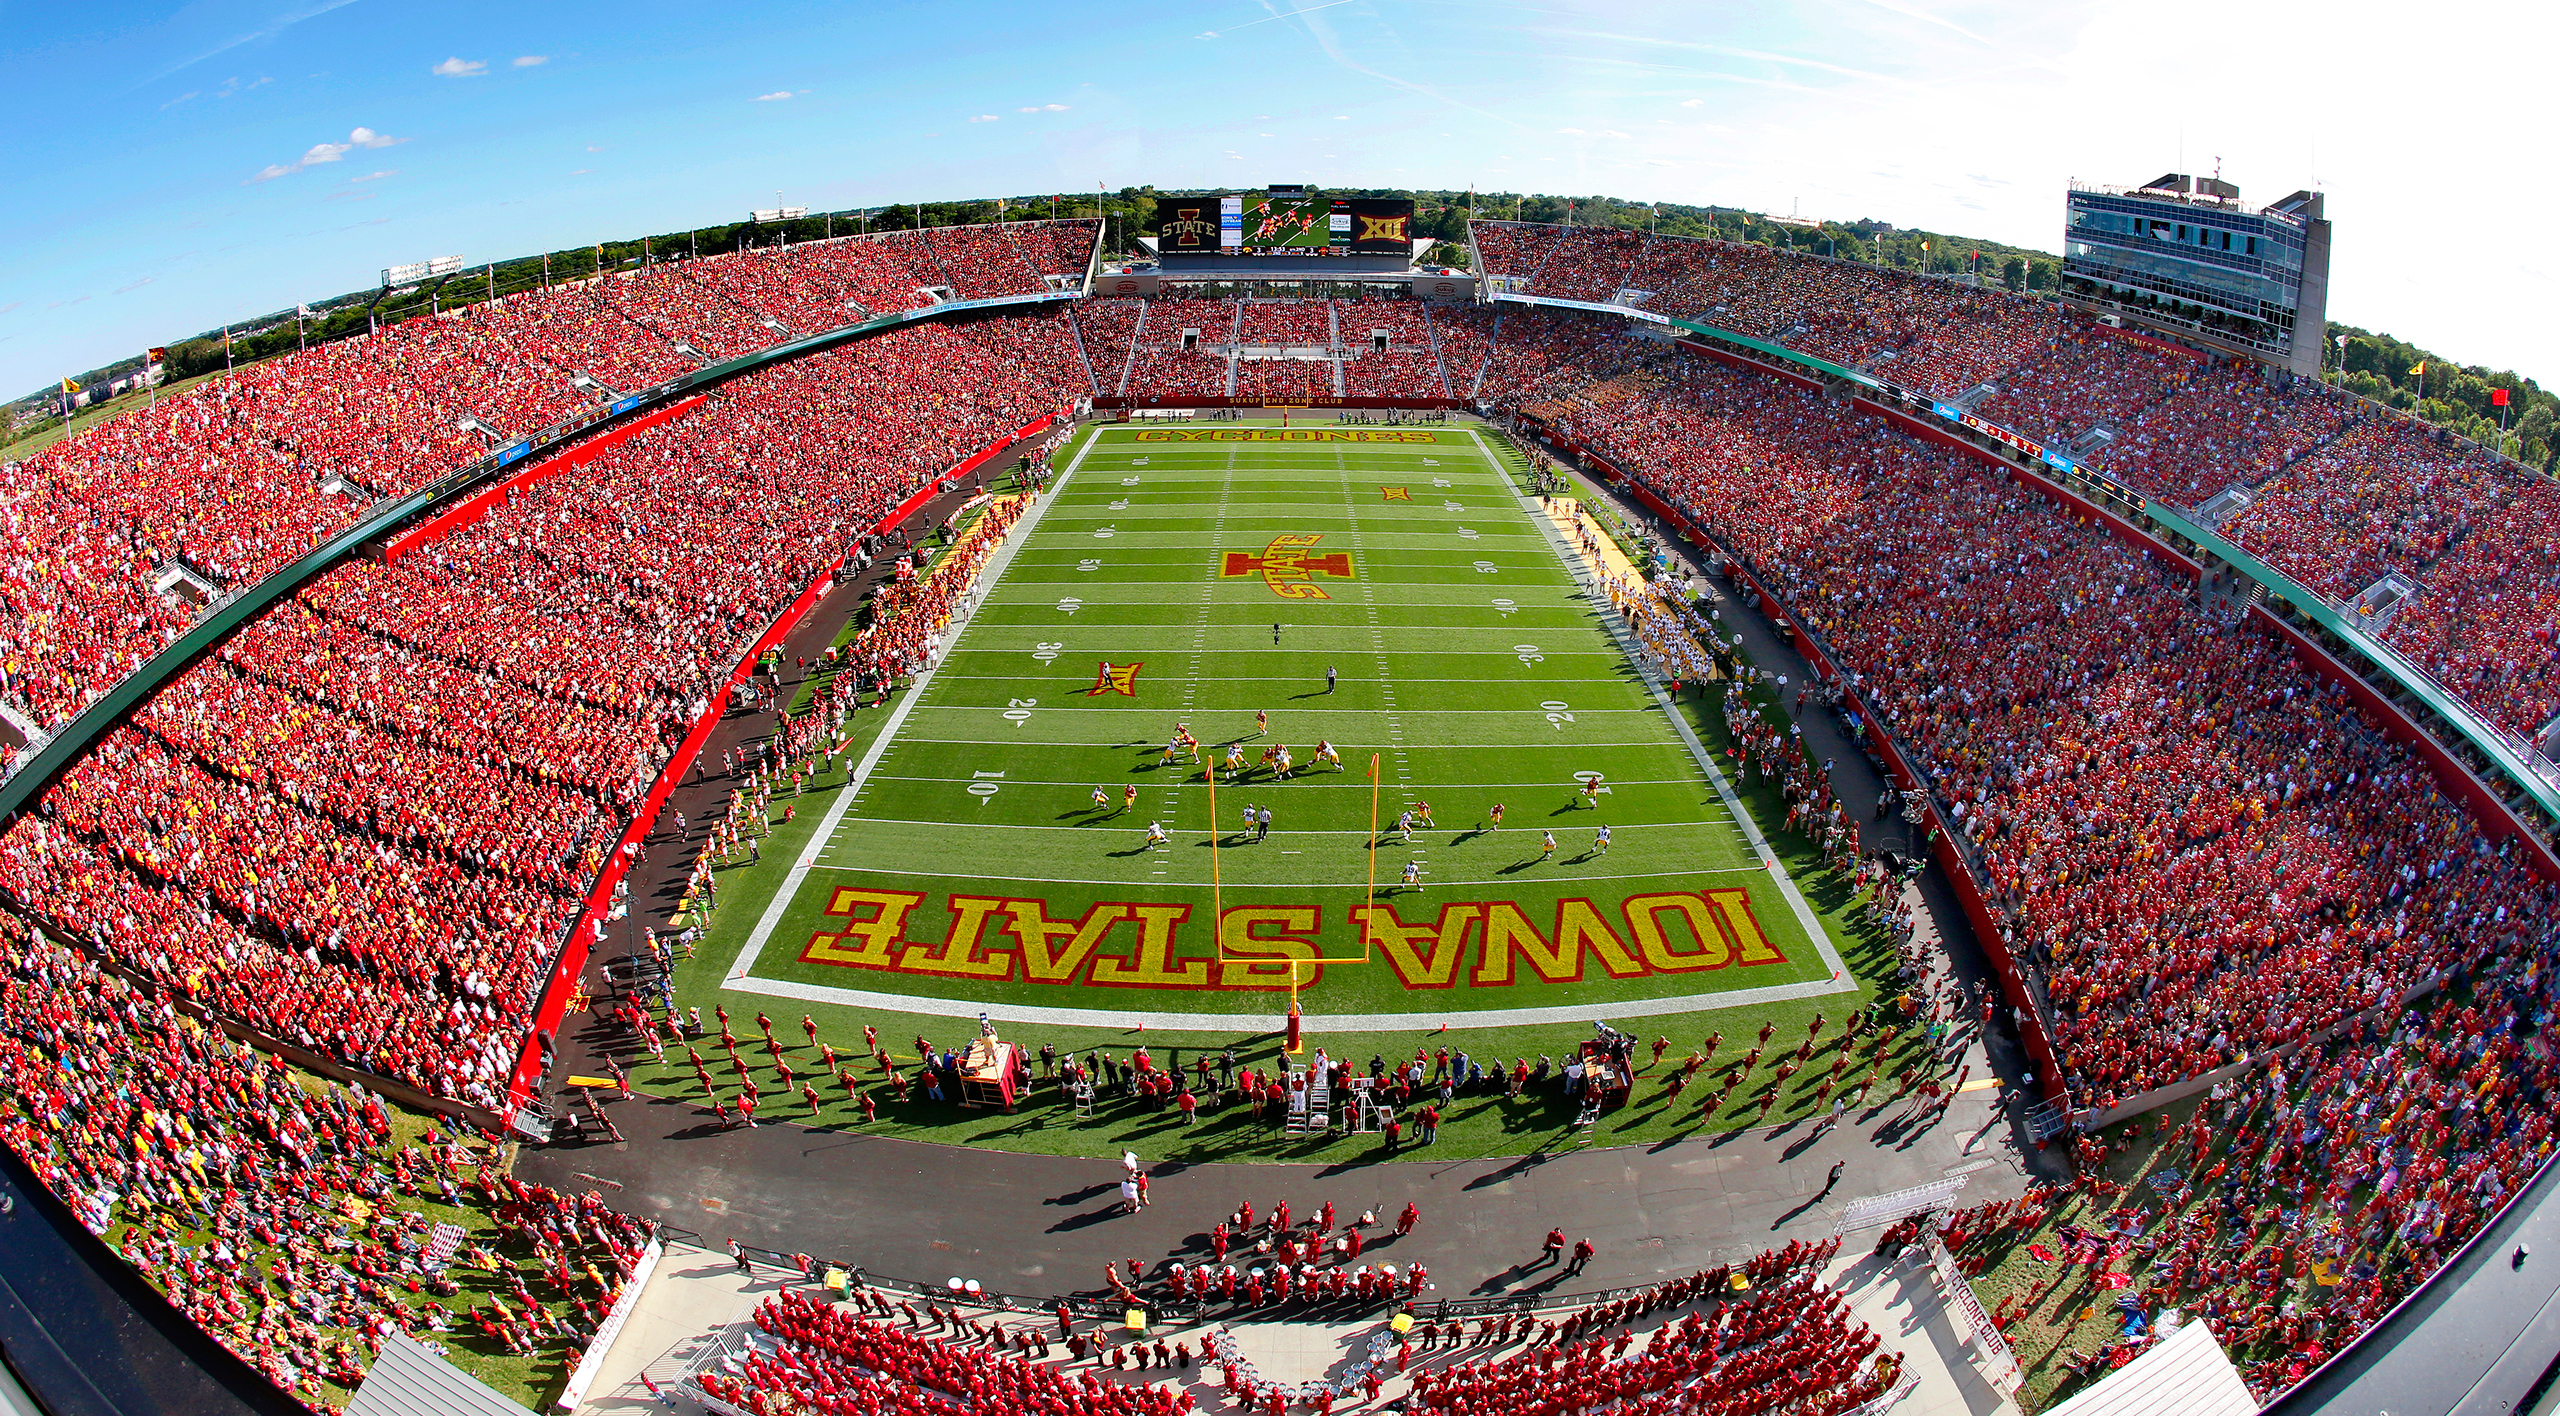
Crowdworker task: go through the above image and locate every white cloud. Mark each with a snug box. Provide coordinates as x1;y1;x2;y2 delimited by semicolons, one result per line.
1019;103;1070;112
1044;102;1068;110
513;54;547;66
247;126;404;184
1600;129;1630;138
350;169;396;182
1680;98;1704;107
968;113;998;122
753;91;793;101
1333;114;1349;120
1557;127;1586;135
431;56;486;78
585;144;604;151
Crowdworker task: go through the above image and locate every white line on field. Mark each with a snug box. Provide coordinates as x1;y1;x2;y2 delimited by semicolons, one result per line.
721;972;1850;1033
728;427;1101;985
1486;425;1849;989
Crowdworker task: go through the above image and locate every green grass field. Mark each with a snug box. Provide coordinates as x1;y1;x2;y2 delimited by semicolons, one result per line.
626;421;1928;1161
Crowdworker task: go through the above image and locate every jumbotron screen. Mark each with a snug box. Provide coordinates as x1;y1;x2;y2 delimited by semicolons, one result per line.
1154;192;1415;257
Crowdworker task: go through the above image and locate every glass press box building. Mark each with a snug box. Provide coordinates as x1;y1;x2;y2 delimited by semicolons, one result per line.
2060;173;2332;377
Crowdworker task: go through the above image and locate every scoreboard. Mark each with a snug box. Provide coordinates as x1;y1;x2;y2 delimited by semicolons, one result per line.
1155;190;1415;258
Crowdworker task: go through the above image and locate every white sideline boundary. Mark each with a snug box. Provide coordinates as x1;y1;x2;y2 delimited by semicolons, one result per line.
726;426;1103;987
1477;426;1852;992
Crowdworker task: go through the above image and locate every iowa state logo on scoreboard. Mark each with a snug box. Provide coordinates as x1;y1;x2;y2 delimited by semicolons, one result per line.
1222;533;1355;600
1159;204;1218;251
1356;212;1410;244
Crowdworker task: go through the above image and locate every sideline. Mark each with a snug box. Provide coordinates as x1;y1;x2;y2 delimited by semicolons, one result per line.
718;967;1854;1034
725;426;1103;987
1478;427;1852;993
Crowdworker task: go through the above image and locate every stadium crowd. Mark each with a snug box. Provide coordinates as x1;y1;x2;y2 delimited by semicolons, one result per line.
1494;341;2557;1112
707;1287;1190;1416
0;318;1084;1109
1474;319;2560;1402
0;915;656;1407
0;222;1097;769
1465;226;2560;752
1943;971;2560;1400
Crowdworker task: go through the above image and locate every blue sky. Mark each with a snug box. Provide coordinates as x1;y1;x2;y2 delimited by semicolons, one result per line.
2;0;2551;397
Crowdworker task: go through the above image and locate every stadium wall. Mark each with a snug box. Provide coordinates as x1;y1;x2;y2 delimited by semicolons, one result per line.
502;410;1070;1116
1670;338;1828;396
379;394;710;562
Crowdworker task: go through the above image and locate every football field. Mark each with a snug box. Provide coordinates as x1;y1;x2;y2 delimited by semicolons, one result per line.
626;417;1916;1158
723;422;1849;1030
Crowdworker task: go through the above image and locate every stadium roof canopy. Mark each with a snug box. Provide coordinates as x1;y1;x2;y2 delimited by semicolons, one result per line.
346;1334;534;1416
2040;1317;2256;1416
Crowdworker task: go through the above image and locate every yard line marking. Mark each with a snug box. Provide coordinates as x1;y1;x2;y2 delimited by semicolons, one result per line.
1482;424;1847;988
729;425;1099;984
818;817;1712;835
802;863;1775;885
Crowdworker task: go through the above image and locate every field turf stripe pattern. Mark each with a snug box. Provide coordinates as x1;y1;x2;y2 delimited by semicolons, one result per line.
729;424;1850;1030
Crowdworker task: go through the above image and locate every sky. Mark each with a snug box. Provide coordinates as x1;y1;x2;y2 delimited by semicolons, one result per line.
1;0;2551;397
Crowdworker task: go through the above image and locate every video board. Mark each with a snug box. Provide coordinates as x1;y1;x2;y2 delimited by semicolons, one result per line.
1154;192;1414;258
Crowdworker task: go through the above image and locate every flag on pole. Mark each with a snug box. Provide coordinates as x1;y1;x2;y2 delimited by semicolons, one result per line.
147;347;166;365
58;377;78;395
2493;388;2510;407
2409;362;2425;377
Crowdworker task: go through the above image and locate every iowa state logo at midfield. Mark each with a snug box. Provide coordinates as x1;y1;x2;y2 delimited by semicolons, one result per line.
1223;534;1354;600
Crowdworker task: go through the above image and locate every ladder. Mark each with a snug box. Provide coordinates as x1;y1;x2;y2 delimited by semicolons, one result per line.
1348;1079;1379;1133
1072;1078;1096;1121
1284;1066;1330;1136
1575;1099;1603;1145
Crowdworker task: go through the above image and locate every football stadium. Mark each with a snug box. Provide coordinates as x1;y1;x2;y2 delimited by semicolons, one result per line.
2;18;2557;1416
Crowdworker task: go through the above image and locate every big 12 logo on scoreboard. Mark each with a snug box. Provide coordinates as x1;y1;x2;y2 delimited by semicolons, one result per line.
1341;199;1413;254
